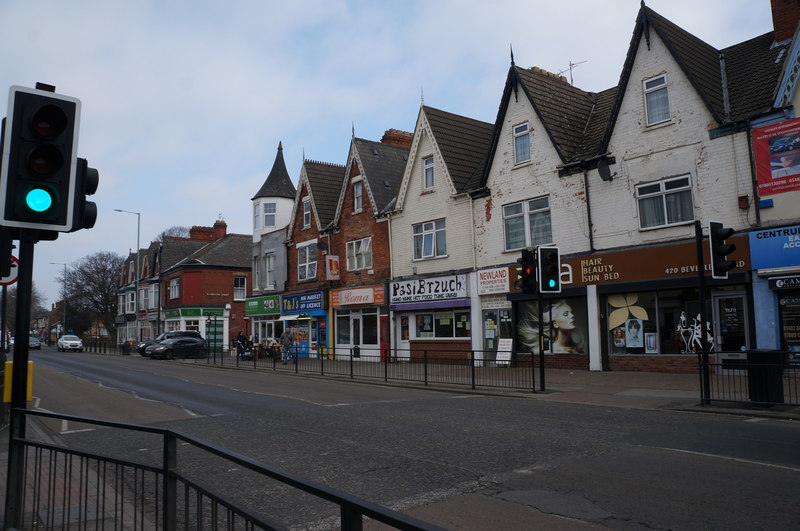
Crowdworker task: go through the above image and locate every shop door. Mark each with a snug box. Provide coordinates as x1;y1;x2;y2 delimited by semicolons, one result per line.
712;293;749;354
397;315;410;360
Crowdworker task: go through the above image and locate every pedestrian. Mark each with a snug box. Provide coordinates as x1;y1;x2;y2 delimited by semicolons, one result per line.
279;327;294;364
236;330;247;357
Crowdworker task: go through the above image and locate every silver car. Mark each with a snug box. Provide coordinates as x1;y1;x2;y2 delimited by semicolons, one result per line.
57;334;83;352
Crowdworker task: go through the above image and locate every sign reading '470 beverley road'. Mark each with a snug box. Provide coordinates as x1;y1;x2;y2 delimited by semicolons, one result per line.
389;274;468;303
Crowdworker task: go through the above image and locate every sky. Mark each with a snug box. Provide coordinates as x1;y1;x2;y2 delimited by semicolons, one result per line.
0;0;775;308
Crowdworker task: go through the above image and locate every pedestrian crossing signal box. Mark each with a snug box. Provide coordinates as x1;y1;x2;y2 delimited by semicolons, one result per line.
3;361;33;403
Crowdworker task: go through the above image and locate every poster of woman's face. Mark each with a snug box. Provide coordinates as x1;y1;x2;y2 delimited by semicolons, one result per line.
625;319;643;348
517;298;588;354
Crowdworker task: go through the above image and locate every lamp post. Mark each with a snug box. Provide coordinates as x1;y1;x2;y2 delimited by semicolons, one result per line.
50;262;67;340
114;209;141;343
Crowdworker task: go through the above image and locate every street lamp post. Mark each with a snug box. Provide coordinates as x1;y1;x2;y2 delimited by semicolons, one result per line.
114;209;141;343
50;262;67;340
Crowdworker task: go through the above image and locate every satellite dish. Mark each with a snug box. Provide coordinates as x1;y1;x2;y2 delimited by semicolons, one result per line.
597;159;616;182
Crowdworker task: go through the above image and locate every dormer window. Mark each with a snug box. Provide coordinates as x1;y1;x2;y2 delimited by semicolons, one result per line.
644;74;670;125
302;198;312;229
423;156;434;190
514;123;531;164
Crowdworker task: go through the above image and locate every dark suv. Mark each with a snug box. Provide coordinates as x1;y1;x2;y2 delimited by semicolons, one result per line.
138;331;203;356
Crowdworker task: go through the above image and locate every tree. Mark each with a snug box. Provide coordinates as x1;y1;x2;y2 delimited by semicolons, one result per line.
57;251;125;339
2;283;46;341
155;226;190;241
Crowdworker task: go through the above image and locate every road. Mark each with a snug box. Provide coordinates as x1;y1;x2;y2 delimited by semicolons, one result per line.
25;348;800;530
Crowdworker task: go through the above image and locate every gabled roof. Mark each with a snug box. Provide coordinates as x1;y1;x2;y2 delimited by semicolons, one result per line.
159;238;207;272
422;105;494;193
172;234;252;269
301;160;345;232
252;142;297;200
351;137;409;215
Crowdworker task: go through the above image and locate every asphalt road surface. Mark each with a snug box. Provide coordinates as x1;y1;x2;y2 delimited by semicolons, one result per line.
25;349;800;530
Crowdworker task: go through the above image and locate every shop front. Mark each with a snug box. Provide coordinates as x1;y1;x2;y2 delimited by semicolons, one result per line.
750;224;800;357
510;235;752;373
245;294;282;346
280;291;327;358
330;285;387;362
477;267;514;362
389;274;472;361
164;307;228;353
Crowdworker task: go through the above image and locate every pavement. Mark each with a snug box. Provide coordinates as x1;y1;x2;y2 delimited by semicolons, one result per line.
1;368;798;529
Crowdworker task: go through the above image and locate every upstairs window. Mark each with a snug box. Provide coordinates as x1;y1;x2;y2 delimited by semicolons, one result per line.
302;198;312;229
169;278;179;299
423;156;434;190
253;257;261;289
514;123;531;164
644;74;670;125
298;243;317;281
503;196;552;251
263;202;276;228
413;219;446;259
140;287;149;311
234;276;246;300
253;204;260;231
353;181;363;212
151;284;159;309
265;253;276;288
637;175;693;229
346;237;372;271
127;292;135;313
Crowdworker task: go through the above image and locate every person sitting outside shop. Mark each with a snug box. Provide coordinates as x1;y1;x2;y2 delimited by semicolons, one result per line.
279;328;295;364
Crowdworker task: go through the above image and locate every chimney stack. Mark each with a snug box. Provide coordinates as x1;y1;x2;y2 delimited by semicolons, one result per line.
381;129;413;148
771;0;800;43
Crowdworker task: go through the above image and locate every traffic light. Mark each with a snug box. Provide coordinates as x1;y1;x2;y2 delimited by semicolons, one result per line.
0;85;80;232
708;221;736;279
515;249;536;294
70;158;98;231
537;246;561;293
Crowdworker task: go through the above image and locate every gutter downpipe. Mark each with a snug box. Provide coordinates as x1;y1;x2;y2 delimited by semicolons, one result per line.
583;167;595;253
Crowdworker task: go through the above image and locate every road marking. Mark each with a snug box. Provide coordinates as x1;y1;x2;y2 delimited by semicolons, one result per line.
652;446;800;473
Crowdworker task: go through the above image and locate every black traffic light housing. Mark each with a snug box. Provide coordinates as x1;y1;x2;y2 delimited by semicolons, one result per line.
537;246;561;293
0;85;80;232
708;220;736;279
70;157;98;232
515;248;536;294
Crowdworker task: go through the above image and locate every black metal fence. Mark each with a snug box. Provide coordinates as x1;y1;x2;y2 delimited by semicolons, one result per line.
699;354;800;406
84;340;544;393
3;409;443;530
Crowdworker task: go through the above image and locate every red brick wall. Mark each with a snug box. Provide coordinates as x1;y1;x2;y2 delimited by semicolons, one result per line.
409;340;472;360
516;353;589;370
772;0;800;42
286;183;328;293
609;355;698;374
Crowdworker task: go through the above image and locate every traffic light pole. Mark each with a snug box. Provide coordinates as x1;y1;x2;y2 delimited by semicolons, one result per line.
4;232;36;529
694;220;711;405
537;289;546;392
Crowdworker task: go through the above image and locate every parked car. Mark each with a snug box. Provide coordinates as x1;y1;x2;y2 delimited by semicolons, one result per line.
138;330;203;356
57;334;83;352
28;337;41;350
148;337;207;360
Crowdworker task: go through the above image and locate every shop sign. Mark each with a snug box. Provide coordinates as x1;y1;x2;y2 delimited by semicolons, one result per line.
164;309;180;319
752;117;800;196
245;295;281;315
750;224;800;269
770;276;800;290
390;274;467;303
201;308;223;316
477;267;510;295
326;255;340;280
331;285;384;307
282;292;323;313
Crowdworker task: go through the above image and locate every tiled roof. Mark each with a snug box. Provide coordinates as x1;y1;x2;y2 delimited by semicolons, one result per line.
304;160;345;230
160;238;207;271
252;142;297;200
352;137;409;214
723;31;788;121
181;234;252;269
423;105;494;193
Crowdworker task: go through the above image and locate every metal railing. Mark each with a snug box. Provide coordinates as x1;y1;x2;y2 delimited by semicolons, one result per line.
190;347;543;393
699;357;800;406
3;409;443;530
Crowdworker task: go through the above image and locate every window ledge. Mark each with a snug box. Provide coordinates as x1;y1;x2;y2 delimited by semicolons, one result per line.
638;219;695;232
644;119;674;131
513;160;533;169
420;189;435;196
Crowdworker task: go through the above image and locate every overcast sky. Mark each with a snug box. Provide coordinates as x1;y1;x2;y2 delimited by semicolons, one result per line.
0;0;774;307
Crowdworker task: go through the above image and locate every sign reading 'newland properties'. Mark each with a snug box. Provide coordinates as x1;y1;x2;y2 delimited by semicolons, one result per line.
389;274;468;303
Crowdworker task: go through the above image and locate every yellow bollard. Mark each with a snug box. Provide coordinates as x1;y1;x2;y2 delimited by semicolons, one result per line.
3;361;33;403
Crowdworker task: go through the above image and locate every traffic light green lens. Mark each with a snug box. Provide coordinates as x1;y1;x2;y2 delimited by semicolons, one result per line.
548;279;556;288
25;188;53;212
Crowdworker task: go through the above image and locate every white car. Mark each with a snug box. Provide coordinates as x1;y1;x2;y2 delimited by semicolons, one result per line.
57;334;83;352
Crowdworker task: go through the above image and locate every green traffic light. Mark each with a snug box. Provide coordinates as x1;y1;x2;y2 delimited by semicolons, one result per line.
25;188;54;212
548;279;556;288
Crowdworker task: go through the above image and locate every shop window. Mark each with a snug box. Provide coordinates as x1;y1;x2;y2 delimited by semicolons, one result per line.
337;310;351;344
363;312;378;344
185;320;200;332
518;298;587;354
415;311;470;339
166;320;180;332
